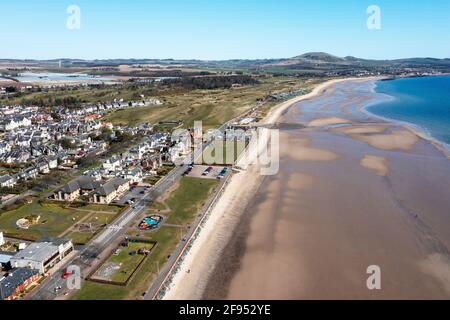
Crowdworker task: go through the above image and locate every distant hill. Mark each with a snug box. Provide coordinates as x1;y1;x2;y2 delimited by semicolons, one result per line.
1;52;449;77
293;52;345;63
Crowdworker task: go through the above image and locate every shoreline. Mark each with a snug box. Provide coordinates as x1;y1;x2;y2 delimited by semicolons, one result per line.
162;76;381;300
199;77;450;299
362;79;450;159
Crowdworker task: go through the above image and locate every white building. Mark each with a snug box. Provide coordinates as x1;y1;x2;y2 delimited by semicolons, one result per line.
10;238;74;274
0;232;4;246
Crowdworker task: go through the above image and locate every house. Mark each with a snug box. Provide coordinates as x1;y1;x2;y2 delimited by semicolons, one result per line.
0;142;11;155
19;167;38;180
0;175;16;188
46;156;58;169
10;238;74;274
0;232;4;246
4;150;30;164
54;176;99;202
35;161;50;174
169;141;190;163
141;154;163;171
90;178;130;204
0;116;31;132
0;268;40;300
102;156;122;171
54;176;130;204
122;167;143;183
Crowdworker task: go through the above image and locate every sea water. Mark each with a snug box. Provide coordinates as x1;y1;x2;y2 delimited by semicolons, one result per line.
368;75;450;147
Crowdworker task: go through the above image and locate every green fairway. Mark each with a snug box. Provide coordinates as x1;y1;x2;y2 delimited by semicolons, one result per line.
102;76;313;130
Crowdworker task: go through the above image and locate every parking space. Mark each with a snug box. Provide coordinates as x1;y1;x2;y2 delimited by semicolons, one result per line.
117;184;151;205
184;165;229;180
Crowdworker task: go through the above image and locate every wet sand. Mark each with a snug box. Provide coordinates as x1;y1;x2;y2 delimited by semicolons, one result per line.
202;80;450;299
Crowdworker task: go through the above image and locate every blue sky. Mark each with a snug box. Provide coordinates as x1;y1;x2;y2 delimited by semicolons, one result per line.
1;0;449;60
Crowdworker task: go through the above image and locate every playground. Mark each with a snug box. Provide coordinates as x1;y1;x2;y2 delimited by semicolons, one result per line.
138;215;164;231
0;199;123;242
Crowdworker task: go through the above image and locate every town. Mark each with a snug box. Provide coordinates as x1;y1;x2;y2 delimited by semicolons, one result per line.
0;71;259;300
1;51;450;301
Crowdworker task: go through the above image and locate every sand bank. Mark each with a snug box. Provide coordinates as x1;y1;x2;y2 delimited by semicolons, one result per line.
360;155;389;176
165;77;450;300
163;78;358;300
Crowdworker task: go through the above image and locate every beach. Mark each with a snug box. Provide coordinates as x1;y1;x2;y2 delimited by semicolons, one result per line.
164;78;450;300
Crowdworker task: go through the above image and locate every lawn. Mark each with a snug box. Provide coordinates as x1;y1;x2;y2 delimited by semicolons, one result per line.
67;232;93;245
165;177;218;225
67;210;121;245
72;204;123;214
0;201;89;240
107;242;156;283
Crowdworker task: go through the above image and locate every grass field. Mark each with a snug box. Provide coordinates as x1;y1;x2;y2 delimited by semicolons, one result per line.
66;208;122;245
109;242;156;283
0;201;89;240
0;199;123;242
72;177;218;300
66;232;94;245
103;76;314;129
201;139;247;165
165;177;218;225
70;204;124;214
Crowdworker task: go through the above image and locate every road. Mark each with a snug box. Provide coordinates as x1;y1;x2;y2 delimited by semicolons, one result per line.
27;105;253;300
26;164;188;300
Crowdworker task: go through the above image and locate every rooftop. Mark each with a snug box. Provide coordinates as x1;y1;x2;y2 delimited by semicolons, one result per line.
0;268;39;300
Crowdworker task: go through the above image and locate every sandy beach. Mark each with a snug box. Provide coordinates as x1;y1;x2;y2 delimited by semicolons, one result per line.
164;78;450;300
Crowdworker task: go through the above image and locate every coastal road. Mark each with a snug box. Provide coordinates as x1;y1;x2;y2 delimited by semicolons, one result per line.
27;103;254;300
27;164;188;300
